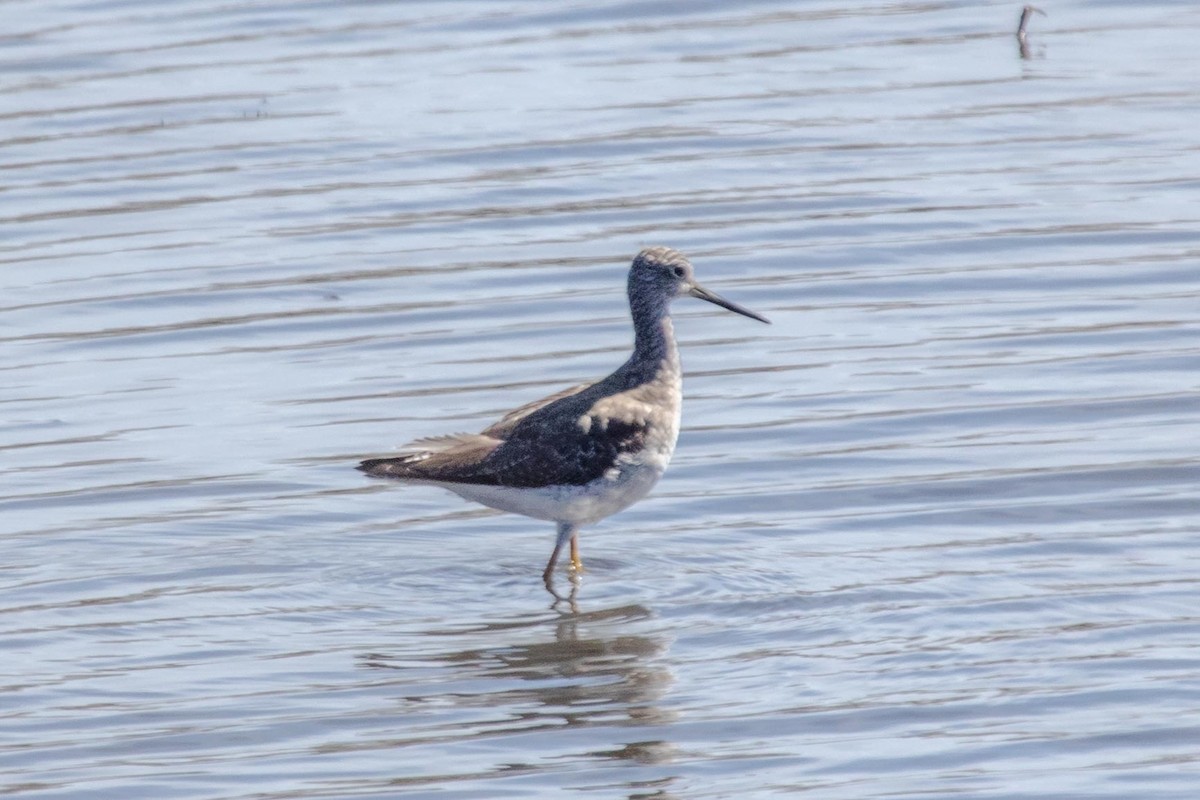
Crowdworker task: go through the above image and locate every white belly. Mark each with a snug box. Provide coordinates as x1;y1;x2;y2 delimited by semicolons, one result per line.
432;440;673;526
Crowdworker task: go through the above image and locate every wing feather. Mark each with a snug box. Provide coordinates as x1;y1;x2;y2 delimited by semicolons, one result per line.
480;382;591;439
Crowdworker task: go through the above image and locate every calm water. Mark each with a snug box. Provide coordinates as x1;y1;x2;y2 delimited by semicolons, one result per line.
4;1;1200;797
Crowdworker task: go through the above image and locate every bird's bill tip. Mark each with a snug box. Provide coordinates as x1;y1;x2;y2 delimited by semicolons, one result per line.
688;284;771;324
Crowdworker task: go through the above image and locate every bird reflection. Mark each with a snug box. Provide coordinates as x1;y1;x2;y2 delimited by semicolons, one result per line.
546;570;581;610
359;601;679;791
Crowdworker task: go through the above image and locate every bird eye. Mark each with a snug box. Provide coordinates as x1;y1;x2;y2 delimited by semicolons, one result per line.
672;265;686;278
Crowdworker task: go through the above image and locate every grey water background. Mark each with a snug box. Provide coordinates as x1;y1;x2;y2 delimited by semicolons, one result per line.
3;1;1199;797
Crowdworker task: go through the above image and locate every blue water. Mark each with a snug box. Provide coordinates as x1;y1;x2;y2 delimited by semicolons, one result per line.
4;1;1200;798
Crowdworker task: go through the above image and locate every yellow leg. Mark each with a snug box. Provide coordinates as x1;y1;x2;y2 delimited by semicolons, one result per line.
569;528;583;573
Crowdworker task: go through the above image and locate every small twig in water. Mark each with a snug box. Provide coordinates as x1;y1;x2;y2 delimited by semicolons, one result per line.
1017;5;1046;44
1016;5;1046;59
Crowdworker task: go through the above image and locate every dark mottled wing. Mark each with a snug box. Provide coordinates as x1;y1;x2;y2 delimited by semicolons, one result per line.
471;412;648;487
356;381;589;482
358;396;648;489
359;378;641;488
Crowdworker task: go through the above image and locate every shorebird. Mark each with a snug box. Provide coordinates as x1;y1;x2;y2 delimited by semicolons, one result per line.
358;246;769;588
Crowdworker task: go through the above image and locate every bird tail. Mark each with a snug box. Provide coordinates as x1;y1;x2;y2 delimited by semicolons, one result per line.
356;433;500;482
357;453;427;479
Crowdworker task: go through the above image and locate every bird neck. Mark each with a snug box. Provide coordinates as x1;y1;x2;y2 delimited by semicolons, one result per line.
630;296;679;375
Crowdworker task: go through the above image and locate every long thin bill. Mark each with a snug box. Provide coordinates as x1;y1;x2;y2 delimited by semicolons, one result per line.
688;284;770;324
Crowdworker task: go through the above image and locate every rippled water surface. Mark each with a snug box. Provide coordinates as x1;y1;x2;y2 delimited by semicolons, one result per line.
4;1;1200;797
